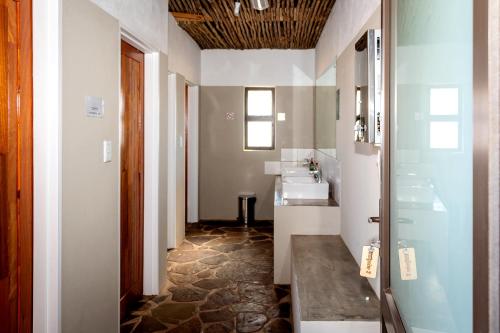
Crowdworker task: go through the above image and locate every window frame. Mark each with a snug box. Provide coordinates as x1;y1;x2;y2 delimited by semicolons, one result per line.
244;87;276;151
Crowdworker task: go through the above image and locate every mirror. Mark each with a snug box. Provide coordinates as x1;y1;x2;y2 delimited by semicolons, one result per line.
354;29;382;144
314;60;337;157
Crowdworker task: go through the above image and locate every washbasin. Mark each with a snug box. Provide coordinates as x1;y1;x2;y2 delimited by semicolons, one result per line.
281;166;311;177
396;176;435;205
396;185;434;205
283;176;317;184
282;175;329;200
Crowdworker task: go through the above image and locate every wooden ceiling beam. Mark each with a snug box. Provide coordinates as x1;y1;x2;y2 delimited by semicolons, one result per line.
169;0;336;49
171;12;211;23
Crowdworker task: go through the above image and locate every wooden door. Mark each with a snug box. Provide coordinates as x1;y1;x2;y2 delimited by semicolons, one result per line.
120;41;145;319
0;0;33;332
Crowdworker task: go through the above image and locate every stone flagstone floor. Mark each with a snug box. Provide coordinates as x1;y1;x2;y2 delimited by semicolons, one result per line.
121;221;293;333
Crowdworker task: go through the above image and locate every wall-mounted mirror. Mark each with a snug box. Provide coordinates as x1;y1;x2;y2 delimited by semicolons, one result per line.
354;29;382;145
314;60;337;157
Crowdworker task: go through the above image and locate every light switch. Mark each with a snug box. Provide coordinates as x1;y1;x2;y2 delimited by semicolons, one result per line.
103;140;112;163
277;113;286;121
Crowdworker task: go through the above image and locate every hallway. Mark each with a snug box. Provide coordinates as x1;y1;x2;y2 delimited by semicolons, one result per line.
121;222;292;333
2;0;499;332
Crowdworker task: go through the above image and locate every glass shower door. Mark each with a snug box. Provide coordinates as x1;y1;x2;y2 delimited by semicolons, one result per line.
388;0;473;332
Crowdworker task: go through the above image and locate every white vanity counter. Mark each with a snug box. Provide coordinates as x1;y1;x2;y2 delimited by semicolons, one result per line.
273;176;341;284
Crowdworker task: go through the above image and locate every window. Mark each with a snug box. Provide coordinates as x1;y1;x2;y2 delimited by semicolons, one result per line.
245;88;275;150
429;87;461;150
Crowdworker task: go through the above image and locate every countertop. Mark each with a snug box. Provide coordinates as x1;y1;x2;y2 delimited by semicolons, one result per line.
291;235;380;322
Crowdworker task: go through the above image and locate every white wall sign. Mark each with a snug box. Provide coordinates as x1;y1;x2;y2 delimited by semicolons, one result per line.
85;96;104;118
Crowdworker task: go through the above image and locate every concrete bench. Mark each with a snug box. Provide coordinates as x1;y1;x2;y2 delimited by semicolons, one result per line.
291;235;380;333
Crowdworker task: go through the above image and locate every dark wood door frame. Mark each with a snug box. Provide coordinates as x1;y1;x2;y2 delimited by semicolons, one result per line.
380;0;489;332
0;0;33;332
380;0;399;329
472;0;490;331
120;40;145;320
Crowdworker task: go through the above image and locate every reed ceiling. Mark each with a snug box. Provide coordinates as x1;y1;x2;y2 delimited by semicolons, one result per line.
168;0;336;49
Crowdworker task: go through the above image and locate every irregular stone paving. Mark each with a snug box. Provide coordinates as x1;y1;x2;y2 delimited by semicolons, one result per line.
121;221;293;333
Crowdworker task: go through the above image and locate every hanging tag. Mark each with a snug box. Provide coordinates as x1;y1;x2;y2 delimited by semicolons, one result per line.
399;247;418;280
360;246;379;278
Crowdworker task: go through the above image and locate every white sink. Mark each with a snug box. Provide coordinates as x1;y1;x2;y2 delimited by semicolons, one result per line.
282;176;329;200
396;176;435;205
283;176;316;184
281;166;310;177
397;185;434;205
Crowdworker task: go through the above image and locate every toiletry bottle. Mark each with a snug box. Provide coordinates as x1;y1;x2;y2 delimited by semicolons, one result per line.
309;158;315;171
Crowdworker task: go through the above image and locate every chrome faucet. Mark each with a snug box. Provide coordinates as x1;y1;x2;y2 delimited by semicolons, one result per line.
309;168;322;183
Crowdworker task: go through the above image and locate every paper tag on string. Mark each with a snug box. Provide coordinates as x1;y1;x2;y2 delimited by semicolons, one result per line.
360;246;379;278
399;247;418;280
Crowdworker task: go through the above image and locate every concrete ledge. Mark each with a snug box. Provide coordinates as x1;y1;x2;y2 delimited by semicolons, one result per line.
291;235;380;333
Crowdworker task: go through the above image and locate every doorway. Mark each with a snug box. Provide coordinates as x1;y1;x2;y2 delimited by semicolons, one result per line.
120;40;145;320
0;0;33;331
380;0;489;332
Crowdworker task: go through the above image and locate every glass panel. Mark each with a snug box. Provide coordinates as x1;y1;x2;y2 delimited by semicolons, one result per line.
247;121;273;148
247;90;273;116
390;0;473;332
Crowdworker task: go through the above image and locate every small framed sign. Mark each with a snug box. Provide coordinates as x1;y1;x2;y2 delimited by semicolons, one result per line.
85;96;104;118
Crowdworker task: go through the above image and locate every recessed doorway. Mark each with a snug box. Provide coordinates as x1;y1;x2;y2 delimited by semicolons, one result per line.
120;40;145;320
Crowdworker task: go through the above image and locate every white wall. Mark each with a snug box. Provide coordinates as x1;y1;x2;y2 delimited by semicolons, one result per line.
61;1;120;331
88;0;172;297
157;53;170;293
166;13;201;230
315;0;380;77
91;1;202;84
187;85;199;223
201;49;316;86
33;1;62;332
199;50;314;221
142;52;170;295
90;0;168;53
315;1;382;296
168;13;202;84
90;0;172;299
167;73;186;249
35;1;171;331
